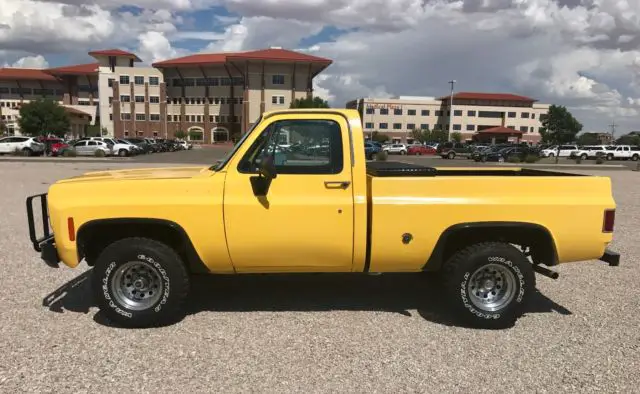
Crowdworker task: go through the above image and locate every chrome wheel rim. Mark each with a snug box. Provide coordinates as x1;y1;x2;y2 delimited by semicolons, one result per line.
467;263;516;312
111;261;164;311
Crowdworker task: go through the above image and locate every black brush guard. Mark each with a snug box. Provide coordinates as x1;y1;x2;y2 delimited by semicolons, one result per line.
26;193;59;267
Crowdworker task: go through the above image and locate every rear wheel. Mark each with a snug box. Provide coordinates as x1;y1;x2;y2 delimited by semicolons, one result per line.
580;153;588;160
447;152;455;159
632;154;639;161
92;237;190;328
607;153;614;161
442;242;535;329
118;149;128;157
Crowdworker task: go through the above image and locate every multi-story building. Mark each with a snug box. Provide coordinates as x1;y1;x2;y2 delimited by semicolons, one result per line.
0;46;333;143
347;93;551;144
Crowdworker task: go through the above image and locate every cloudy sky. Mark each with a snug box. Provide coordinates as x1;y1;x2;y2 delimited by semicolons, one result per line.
2;0;640;135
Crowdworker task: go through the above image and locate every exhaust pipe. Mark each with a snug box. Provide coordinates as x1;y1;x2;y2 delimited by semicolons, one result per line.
532;264;559;279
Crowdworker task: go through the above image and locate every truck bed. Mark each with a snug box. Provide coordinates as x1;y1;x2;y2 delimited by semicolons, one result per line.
365;161;612;273
365;161;584;177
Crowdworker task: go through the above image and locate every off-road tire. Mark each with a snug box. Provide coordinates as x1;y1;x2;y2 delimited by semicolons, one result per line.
442;242;535;329
92;237;190;328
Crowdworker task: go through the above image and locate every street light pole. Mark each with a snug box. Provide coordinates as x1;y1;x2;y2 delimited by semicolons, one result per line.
448;80;456;142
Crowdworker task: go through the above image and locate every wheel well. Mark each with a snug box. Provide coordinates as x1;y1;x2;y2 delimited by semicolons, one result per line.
76;219;209;273
424;223;558;271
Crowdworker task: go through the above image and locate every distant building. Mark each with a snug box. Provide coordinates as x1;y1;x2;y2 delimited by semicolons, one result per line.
0;47;333;142
580;132;614;145
346;92;551;144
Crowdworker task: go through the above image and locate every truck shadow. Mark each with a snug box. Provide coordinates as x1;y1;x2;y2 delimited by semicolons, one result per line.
42;270;572;330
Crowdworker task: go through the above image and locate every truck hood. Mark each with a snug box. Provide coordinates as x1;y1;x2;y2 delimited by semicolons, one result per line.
56;166;211;184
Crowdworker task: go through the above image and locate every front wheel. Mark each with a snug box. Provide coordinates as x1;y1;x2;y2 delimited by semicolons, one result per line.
442;242;535;329
400;150;407;155
632;154;639;161
92;237;190;328
580;153;588;160
447;152;455;159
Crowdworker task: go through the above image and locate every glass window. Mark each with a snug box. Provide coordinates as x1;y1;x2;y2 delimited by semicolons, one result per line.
119;75;130;85
393;123;402;130
394;109;402;115
379;123;388;129
454;110;462;116
272;75;285;85
365;108;374;114
149;77;159;86
238;119;344;174
134;76;144;85
135;95;145;103
421;110;429;116
408;109;416;116
380;108;388;115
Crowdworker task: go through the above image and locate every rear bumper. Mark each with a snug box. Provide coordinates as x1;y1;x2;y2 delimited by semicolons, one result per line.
599;248;620;266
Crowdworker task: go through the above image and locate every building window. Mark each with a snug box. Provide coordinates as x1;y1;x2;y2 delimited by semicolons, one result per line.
173;115;180;122
120;95;130;102
379;123;388;129
394;109;402;115
530;127;534;132
531;113;536;119
478;111;503;118
135;95;145;103
150;114;160;121
466;124;475;131
365;108;374;114
407;109;416;116
109;114;113;121
134;76;144;85
467;110;476;116
149;77;159;86
453;124;462;131
119;75;130;85
108;79;114;87
365;122;374;129
454;110;463;116
519;126;528;132
393;123;402;130
232;77;244;86
380;108;389;115
421;110;429;116
153;131;159;137
149;96;159;104
407;123;416;130
435;110;442;116
521;112;529;118
271;95;285;105
272;74;285;85
508;112;516;118
124;131;129;137
136;114;146;121
420;124;429;129
121;113;131;120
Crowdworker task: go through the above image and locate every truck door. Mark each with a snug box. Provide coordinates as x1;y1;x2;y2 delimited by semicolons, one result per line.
222;114;355;272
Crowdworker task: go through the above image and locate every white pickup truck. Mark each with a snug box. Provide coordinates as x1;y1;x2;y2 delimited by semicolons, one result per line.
602;145;640;161
539;145;578;158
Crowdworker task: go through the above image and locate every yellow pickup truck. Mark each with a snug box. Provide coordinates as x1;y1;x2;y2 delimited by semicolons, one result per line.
26;108;620;329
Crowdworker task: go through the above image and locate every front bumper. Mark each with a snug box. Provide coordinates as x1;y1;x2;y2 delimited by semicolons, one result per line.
599;248;620;266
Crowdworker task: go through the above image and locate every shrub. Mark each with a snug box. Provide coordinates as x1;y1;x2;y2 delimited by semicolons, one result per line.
596;157;604;164
506;156;521;163
523;154;540;163
62;149;77;157
575;157;582;164
375;150;388;161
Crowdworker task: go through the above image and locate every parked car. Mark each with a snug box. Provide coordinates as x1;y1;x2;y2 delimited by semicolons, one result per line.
26;108;621;330
477;146;531;163
438;142;473;159
407;145;436;155
539;145;578;158
0;136;45;156
125;138;153;153
70;140;113;156
364;141;382;159
383;143;408;155
79;137;138;157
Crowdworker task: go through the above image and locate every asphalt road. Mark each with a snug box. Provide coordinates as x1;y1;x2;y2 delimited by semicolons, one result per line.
0;161;638;392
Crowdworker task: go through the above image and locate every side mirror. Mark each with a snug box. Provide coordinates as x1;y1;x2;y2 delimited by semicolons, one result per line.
258;154;277;180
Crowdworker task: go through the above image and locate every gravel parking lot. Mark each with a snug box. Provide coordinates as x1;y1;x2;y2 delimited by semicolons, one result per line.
1;162;638;392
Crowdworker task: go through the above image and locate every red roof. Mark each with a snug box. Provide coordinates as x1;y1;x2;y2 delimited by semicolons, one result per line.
153;48;332;67
0;68;57;81
47;62;99;75
438;92;536;102
477;126;523;134
89;49;141;62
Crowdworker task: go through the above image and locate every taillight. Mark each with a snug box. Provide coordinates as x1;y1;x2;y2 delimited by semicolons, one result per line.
68;217;76;241
603;209;615;233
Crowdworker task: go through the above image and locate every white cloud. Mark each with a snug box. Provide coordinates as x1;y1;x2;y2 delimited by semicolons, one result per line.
2;55;49;69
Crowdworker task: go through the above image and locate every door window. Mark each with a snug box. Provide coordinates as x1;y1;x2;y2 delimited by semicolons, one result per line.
238;119;344;175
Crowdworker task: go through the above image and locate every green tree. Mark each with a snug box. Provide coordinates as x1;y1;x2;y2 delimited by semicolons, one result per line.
451;132;462;142
411;128;431;143
616;133;640;145
540;104;583;144
290;96;330;109
18;98;70;137
576;132;601;146
188;129;203;141
174;130;186;139
85;124;101;137
0;119;6;135
431;129;448;142
370;131;389;143
541;105;583;163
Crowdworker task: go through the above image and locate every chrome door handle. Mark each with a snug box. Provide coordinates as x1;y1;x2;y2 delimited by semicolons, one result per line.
324;181;351;189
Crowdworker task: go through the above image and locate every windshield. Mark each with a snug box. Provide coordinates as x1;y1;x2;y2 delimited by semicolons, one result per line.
211;116;262;171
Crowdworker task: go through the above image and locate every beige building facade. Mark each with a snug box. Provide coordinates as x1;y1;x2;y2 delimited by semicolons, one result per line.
0;47;332;143
347;93;550;144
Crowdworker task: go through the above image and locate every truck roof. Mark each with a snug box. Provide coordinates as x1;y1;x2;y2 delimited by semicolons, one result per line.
262;108;360;119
